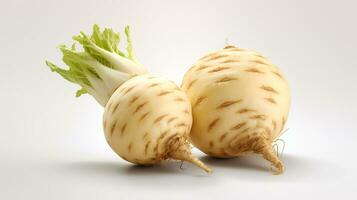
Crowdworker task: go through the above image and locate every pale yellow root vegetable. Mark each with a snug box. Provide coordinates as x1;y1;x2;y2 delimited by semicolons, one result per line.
181;45;290;174
103;74;210;172
46;25;211;173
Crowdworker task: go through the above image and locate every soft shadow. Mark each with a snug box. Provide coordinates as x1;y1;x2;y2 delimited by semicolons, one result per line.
55;160;210;177
52;154;341;182
200;153;342;181
52;160;213;189
122;161;187;175
201;154;268;172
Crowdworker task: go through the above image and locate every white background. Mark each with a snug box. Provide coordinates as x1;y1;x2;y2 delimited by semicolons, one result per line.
1;0;356;199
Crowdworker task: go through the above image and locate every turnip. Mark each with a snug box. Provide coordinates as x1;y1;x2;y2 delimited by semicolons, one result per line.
181;45;290;173
46;25;211;173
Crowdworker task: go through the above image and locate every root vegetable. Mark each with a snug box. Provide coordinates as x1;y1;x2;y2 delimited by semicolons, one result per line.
46;25;211;173
181;45;290;173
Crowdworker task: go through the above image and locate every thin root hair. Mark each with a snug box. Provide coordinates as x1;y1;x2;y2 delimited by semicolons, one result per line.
273;138;286;159
180;160;185;170
279;128;290;137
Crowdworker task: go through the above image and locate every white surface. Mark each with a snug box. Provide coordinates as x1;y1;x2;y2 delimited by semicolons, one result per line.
1;0;357;199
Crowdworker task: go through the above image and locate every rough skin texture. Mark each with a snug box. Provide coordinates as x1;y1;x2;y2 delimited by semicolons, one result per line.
181;46;290;173
103;74;211;172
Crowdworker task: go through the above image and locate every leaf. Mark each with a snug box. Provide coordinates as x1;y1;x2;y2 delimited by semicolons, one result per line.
125;26;134;61
75;88;88;97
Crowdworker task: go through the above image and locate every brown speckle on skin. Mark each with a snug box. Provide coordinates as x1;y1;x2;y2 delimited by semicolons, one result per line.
208;118;220;131
174;97;185;102
230;122;247;130
209;141;214;148
186;79;197;90
134;102;148;114
139;112;150;122
253;60;267;65
261;85;279;94
255;54;265;59
240;128;250;134
205;54;230;62
237;108;256;114
157;91;172;96
208;66;230;73
245;68;265;74
175;123;186;128
123;86;135;95
265;97;277;104
223;45;236;49
131;74;139;79
250;114;267;120
194;96;207;107
148;83;160;88
103;120;107;129
272;120;277;130
195;65;211;71
216;76;238;83
158;131;169;141
221;59;240;63
128;143;132;152
129;96;139;106
183;109;189;114
216;99;242;109
121;123;127;135
282;117;286;127
110;122;117;136
271;71;284;80
167;116;178;123
219;133;228;142
144;141;151;155
154;114;169;123
112;103;120;114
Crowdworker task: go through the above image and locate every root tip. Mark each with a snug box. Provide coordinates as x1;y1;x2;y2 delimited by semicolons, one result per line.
176;153;213;174
229;133;285;174
167;136;212;173
272;162;284;175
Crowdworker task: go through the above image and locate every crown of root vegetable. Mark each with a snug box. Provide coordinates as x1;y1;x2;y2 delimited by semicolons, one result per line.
181;45;290;174
46;24;147;106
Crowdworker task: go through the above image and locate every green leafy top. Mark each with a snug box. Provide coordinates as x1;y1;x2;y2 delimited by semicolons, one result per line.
46;24;147;106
